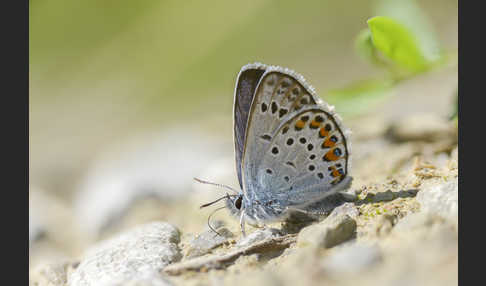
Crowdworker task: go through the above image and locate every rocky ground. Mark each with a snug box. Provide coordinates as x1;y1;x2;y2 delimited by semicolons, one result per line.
29;110;458;286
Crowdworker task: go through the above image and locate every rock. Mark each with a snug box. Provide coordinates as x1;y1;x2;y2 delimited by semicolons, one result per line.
69;222;181;286
237;228;281;248
321;242;382;274
164;234;297;275
222;270;283;286
185;227;234;258
329;202;359;220
386;113;455;142
375;214;398;237
30;261;72;286
297;213;356;249
115;271;173;286
393;212;445;233
417;179;458;225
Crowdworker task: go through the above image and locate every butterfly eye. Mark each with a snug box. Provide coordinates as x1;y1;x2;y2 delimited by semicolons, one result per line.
234;196;242;210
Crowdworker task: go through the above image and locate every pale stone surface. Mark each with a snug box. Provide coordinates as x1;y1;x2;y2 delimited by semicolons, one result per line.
297;213;356;248
69;222;180;286
417;179;458;225
321;242;382;274
237;228;281;248
30;261;71;286
185;227;234;258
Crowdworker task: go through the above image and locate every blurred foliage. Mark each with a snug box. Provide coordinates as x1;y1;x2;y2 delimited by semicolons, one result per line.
450;88;458;121
326;0;456;117
29;0;457;130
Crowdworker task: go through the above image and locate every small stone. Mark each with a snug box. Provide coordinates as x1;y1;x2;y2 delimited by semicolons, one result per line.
386;113;454;142
417;179;458;225
30;261;71;286
185;227;234;258
328;202;359;220
322;243;382;274
237;228;281;248
393;212;444;233
117;271;173;286
297;213;356;248
69;222;181;286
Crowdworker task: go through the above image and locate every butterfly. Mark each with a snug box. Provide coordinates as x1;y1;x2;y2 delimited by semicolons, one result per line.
199;63;352;236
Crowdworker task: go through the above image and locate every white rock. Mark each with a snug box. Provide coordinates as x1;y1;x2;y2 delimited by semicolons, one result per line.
322;243;382;274
297;213;356;248
417;179;458;225
69;222;180;286
185;227;233;258
237;228;281;248
30;261;71;286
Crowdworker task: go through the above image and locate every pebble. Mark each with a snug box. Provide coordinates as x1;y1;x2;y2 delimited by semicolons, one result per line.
417;179;458;225
297;213;357;249
237;228;282;248
322;242;382;274
386;113;454;142
69;222;181;286
185;227;234;258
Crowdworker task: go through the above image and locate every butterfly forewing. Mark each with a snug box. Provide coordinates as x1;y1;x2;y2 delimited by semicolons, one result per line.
240;68;350;207
233;67;266;189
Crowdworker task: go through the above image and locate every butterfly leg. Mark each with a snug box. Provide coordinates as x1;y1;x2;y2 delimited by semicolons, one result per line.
239;211;246;237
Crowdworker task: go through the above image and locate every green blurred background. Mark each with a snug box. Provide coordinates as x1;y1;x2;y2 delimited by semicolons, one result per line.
29;0;457;198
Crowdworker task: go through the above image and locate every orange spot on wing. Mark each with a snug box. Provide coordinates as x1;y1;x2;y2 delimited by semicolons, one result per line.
324;148;340;161
322;137;336;148
319;127;329;138
295;120;305;129
310;120;320;129
332;169;341;178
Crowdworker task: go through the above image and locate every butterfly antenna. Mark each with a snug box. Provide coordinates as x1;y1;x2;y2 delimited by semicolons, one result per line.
193;177;238;195
207;206;227;236
200;193;237;209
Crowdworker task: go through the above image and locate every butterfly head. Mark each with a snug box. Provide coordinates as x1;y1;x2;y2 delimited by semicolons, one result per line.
225;192;244;217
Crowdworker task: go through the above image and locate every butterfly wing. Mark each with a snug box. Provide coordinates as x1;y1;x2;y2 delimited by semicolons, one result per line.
233;64;266;189
240;64;352;207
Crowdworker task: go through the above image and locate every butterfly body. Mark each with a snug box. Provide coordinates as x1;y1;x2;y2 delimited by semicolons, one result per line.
226;63;352;234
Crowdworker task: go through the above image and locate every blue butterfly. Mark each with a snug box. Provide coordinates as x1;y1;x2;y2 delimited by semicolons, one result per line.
200;63;352;236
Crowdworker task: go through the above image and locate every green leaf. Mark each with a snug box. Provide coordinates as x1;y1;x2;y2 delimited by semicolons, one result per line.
355;28;388;69
355;29;375;63
373;0;441;63
326;78;394;117
367;16;429;73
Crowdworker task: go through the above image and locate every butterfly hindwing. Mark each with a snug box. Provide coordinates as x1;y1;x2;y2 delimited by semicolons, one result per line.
240;65;351;207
